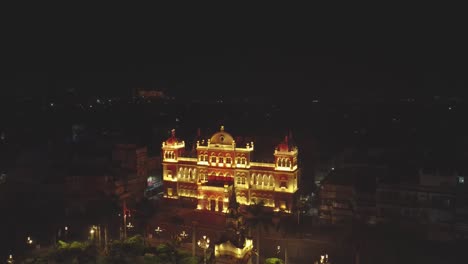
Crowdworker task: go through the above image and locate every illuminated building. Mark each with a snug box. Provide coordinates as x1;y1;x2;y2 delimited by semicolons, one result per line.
162;126;300;213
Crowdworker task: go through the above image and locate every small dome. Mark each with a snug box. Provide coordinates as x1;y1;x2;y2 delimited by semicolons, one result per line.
210;126;234;145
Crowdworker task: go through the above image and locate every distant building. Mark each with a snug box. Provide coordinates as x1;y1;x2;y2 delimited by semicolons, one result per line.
319;164;468;239
376;168;457;225
161;126;300;213
136;89;167;100
112;144;150;202
318;167;379;224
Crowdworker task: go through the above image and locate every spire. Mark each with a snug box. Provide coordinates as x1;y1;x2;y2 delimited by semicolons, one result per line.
197;128;201;137
171;129;176;137
220;125;225;131
284;135;288;144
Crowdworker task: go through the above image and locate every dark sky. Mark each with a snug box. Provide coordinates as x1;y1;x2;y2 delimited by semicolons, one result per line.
2;11;467;101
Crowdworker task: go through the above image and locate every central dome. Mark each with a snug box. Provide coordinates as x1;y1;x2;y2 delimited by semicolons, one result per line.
210;126;234;145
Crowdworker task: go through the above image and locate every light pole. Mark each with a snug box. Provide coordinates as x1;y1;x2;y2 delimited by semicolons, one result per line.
64;226;69;240
192;221;198;257
197;235;210;264
90;226;98;242
276;244;288;264
7;254;14;264
179;230;188;241
319;253;330;264
154;226;163;239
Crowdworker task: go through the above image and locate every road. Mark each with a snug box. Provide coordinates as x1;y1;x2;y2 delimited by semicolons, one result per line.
147;207;351;263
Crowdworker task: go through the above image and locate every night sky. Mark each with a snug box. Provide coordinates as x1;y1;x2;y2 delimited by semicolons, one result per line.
2;12;467;101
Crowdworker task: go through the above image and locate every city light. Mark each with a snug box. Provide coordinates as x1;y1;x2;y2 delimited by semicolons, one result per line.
90;226;97;235
198;235;210;264
179;230;188;240
7;254;14;264
154;226;163;237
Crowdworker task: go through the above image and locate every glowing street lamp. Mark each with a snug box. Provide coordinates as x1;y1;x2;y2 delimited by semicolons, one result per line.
27;236;33;245
319;253;330;264
7;254;14;264
154;226;163;238
90;226;98;241
197;235;210;264
179;230;188;241
276;245;288;264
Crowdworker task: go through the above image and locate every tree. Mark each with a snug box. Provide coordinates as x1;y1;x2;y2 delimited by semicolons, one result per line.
87;193;121;250
52;240;98;263
243;201;274;264
134;197;157;244
265;257;284;264
107;235;146;264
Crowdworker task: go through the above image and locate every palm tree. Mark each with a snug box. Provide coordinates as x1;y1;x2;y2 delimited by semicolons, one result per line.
134;197;156;245
243;201;274;264
89;193;120;251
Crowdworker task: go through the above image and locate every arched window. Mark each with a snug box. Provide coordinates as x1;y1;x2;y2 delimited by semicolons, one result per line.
280;176;288;189
286;159;291;167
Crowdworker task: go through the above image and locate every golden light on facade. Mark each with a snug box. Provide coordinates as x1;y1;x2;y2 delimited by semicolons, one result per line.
162;126;300;214
215;237;254;259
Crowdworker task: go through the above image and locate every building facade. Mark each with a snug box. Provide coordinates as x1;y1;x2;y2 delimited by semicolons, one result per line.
162;126;300;213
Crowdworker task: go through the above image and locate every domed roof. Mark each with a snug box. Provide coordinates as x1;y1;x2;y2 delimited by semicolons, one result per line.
210;126;234;145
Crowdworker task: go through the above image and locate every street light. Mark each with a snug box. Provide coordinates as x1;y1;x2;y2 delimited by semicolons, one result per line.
90;226;98;241
197;235;210;264
154;226;163;238
319;253;330;264
276;244;288;264
179;230;188;241
27;236;33;245
7;254;14;264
